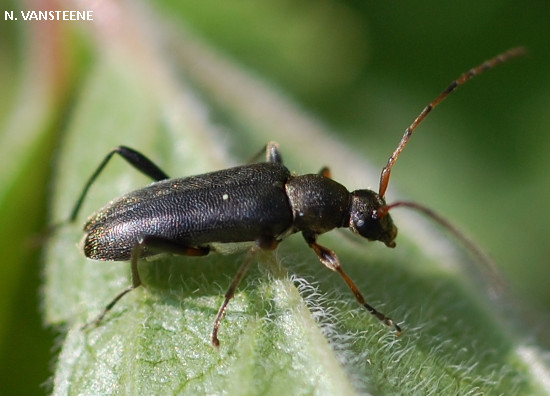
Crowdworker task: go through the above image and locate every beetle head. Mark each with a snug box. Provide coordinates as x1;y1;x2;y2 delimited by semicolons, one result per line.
349;189;397;248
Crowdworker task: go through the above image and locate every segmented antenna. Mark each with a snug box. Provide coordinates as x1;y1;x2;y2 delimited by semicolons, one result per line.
378;47;526;198
377;200;508;297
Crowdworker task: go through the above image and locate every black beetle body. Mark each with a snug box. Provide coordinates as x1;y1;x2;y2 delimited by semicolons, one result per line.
75;143;399;346
85;160;397;264
84;162;294;260
68;48;524;346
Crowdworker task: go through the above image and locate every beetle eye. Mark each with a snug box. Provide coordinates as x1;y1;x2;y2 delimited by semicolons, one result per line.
353;212;380;240
350;190;397;247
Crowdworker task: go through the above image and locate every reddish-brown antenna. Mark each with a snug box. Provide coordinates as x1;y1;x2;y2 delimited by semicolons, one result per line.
378;47;526;198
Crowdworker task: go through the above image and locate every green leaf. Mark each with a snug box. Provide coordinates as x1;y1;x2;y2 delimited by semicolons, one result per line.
43;2;550;395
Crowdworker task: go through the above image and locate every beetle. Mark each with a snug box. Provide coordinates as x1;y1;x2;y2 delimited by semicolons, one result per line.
68;47;524;346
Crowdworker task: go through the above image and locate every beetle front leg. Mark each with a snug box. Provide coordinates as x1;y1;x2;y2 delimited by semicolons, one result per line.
302;232;402;334
318;166;331;178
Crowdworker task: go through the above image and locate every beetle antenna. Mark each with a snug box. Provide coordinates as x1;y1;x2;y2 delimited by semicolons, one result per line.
378;47;526;198
377;201;508;298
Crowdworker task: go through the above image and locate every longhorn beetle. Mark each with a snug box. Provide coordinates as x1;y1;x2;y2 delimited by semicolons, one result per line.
68;47;524;346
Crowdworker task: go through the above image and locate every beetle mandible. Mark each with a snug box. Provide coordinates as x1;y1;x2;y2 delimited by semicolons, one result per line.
68;47;524;346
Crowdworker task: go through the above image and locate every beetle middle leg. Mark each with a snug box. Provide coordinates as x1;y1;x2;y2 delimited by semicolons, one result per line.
85;235;209;328
247;141;283;164
211;247;257;347
303;232;402;334
211;235;279;347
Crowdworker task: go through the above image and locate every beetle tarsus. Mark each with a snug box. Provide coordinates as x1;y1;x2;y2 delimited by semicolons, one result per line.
81;284;137;330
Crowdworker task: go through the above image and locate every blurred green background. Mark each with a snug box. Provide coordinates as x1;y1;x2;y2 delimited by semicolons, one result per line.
1;0;549;394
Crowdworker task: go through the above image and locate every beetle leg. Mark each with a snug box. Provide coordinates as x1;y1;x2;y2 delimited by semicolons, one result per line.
264;141;283;163
318;166;331;178
132;235;210;258
211;235;279;346
302;232;402;334
212;246;260;347
247;141;283;164
70;146;170;222
84;235;209;329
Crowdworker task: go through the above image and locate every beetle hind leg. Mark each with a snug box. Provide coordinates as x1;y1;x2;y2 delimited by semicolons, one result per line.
69;146;170;223
83;235;209;329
